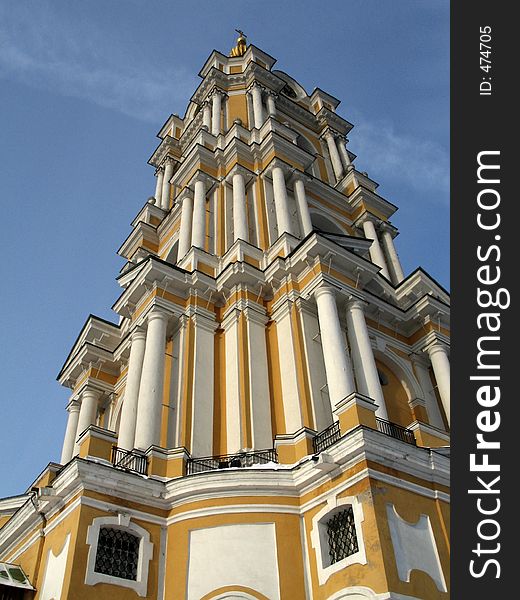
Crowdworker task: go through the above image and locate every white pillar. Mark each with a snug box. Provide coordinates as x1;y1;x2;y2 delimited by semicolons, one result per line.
266;92;277;117
191;176;207;249
427;343;450;426
251;84;265;129
232;171;249;242
362;219;391;280
324;130;344;181
337;137;352;171
161;159;175;211
118;329;147;450
61;400;80;463
178;192;193;259
293;174;313;237
211;91;222;136
314;287;356;408
413;358;445;430
202;101;212;130
346;299;388;420
154;168;164;205
271;165;293;237
134;309;168;450
381;227;405;284
74;387;101;454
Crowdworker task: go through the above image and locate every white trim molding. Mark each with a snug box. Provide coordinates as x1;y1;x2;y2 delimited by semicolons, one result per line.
310;494;367;585
85;514;153;597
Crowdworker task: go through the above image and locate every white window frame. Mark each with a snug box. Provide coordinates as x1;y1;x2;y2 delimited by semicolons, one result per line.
85;514;153;597
310;495;367;585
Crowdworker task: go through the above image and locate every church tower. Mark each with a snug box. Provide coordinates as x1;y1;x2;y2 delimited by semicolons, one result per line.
0;34;450;600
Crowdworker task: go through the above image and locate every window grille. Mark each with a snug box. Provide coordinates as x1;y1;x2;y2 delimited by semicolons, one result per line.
94;528;139;581
326;507;359;565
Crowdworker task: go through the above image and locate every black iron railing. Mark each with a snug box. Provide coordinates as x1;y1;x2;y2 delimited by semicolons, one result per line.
111;447;148;476
186;448;278;475
376;418;416;446
313;421;342;454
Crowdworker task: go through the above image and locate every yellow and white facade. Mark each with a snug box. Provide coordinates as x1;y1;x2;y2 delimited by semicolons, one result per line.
0;35;450;600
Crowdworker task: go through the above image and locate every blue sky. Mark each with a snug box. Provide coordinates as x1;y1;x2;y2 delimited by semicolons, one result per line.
0;0;449;498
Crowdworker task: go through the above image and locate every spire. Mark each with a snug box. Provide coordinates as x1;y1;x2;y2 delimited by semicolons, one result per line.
229;29;247;57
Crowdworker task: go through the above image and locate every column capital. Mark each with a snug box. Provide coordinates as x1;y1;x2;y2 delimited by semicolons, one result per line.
81;385;103;399
210;86;227;99
161;155;177;168
320;126;340;141
313;285;340;300
225;163;255;184
264;158;292;178
379;221;398;236
354;211;381;228
154;166;164;176
248;81;266;93
177;187;194;203
187;169;217;191
346;296;368;312
66;399;81;413
146;307;170;324
290;169;312;185
424;340;450;357
130;327;147;342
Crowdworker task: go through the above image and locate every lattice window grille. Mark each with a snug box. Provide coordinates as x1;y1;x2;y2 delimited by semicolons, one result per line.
326;506;359;565
94;527;140;581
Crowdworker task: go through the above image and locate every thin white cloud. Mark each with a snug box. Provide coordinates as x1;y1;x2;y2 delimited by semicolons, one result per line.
349;116;449;200
0;3;196;122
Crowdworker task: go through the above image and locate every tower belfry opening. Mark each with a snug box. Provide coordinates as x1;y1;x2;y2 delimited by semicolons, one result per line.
0;35;450;600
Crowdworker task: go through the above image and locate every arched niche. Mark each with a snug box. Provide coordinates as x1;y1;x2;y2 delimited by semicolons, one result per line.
164;239;179;265
310;210;348;235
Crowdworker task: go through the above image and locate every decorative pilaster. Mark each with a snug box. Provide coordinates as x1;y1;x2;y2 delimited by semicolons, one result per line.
231;167;249;243
426;342;450;426
118;329;147;450
346;298;388;420
314;287;356;409
74;387;101;455
134;309;169;450
60;399;80;463
292;172;313;237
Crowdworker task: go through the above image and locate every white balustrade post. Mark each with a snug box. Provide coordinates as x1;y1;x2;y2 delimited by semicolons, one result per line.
118;329;147;450
380;225;405;284
60;400;80;463
346;299;388;420
202;101;212;130
271;164;294;237
154;168;164;206
362;218;391;280
211;90;222;136
324;130;344;181
314;287;356;409
427;343;451;426
191;176;207;249
161;158;175;210
134;309;169;450
251;84;265;129
232;170;249;242
74;387;101;454
293;174;313;237
178;192;194;259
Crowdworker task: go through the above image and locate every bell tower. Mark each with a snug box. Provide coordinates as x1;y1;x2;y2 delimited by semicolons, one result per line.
0;33;450;600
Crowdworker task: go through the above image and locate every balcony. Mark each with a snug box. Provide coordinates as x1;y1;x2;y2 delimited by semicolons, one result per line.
375;418;416;446
186;448;278;475
111;447;148;476
312;421;341;454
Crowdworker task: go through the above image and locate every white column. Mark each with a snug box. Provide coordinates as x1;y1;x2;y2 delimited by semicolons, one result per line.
266;92;277;117
346;299;388;420
413;358;445;430
251;84;265;129
211;90;222;136
191;176;207;249
427;343;450;426
337;137;352;171
293;174;313;237
362;218;391;280
202;101;212;130
314;287;356;407
154;168;164;205
61;400;80;463
134;309;168;450
178;192;194;258
232;170;249;242
324;130;344;181
381;227;405;284
118;329;147;450
271;165;293;237
161;159;175;210
223;310;243;453
74;387;101;454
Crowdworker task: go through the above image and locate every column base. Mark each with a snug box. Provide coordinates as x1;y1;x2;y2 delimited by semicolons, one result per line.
334;392;378;434
274;427;317;464
407;420;450;448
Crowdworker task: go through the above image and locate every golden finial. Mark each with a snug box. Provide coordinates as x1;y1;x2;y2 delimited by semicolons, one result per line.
230;29;247;57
